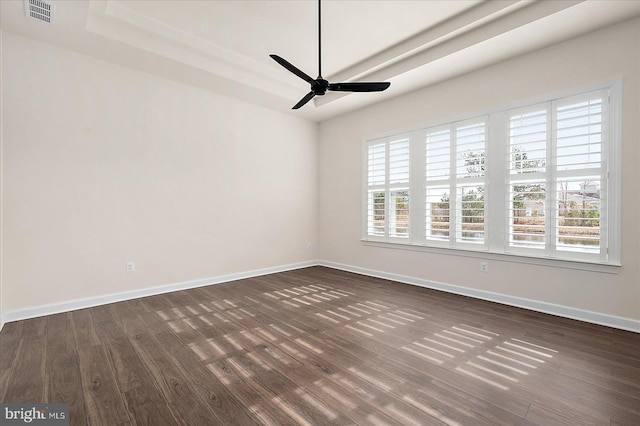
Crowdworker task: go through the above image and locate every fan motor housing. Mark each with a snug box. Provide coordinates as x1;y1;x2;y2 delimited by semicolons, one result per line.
312;79;329;95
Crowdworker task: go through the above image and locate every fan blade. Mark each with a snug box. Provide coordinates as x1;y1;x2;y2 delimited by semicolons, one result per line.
292;91;316;109
328;82;390;92
270;55;315;84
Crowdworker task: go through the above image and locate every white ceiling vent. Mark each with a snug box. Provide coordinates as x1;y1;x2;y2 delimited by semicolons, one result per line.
24;0;55;24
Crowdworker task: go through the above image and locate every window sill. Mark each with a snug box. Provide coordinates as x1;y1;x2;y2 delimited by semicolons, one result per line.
361;239;621;274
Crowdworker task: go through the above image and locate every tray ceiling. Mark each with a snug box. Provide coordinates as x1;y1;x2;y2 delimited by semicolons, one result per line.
2;1;639;121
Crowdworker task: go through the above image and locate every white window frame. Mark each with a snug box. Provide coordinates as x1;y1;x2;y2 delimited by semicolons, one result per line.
423;118;489;251
504;91;609;263
363;135;411;243
362;81;622;270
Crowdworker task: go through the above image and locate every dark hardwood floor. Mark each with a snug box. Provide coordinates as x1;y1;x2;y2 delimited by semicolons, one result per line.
1;266;639;425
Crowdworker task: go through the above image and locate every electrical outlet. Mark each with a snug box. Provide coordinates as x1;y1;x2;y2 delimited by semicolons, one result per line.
480;262;489;273
126;261;135;272
307;243;312;251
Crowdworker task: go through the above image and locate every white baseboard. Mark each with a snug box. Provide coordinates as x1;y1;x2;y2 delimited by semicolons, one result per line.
318;260;640;333
1;261;316;325
1;259;638;334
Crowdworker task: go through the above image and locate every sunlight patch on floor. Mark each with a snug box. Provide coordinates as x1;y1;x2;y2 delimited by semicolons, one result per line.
294;388;338;420
270;396;313;426
385;403;422;426
403;395;462;426
345;324;374;337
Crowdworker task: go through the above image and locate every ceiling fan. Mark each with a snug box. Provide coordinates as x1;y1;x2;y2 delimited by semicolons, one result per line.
270;0;391;110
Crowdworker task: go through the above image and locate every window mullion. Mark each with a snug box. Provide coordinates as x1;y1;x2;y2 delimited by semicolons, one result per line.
410;130;425;243
385;139;390;237
450;123;458;249
547;104;557;258
362;141;368;239
599;90;610;263
488;111;506;253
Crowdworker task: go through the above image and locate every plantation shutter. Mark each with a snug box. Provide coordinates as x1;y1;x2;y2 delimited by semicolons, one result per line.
454;120;486;245
424;119;487;247
366;137;410;239
507;107;549;250
554;92;606;256
388;137;410;238
366;142;386;237
425;127;451;242
363;83;618;265
506;90;607;259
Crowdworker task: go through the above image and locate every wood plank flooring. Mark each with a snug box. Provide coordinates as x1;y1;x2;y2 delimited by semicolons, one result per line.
1;266;639;425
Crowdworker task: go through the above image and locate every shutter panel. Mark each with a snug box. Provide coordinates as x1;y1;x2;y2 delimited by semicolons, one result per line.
554;94;604;254
367;142;386;237
425;128;451;241
368;142;386;186
508;108;548;250
455;121;486;244
389;138;410;238
366;138;410;239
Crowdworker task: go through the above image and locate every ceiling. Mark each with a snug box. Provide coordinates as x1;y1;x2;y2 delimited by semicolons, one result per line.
1;0;639;122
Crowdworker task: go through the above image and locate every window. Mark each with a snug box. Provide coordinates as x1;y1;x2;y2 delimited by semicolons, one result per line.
363;83;620;266
508;107;548;251
365;136;410;240
507;92;608;262
425;119;487;247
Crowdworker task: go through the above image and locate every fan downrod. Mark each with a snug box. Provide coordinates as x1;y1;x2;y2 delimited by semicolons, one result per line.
269;0;390;109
